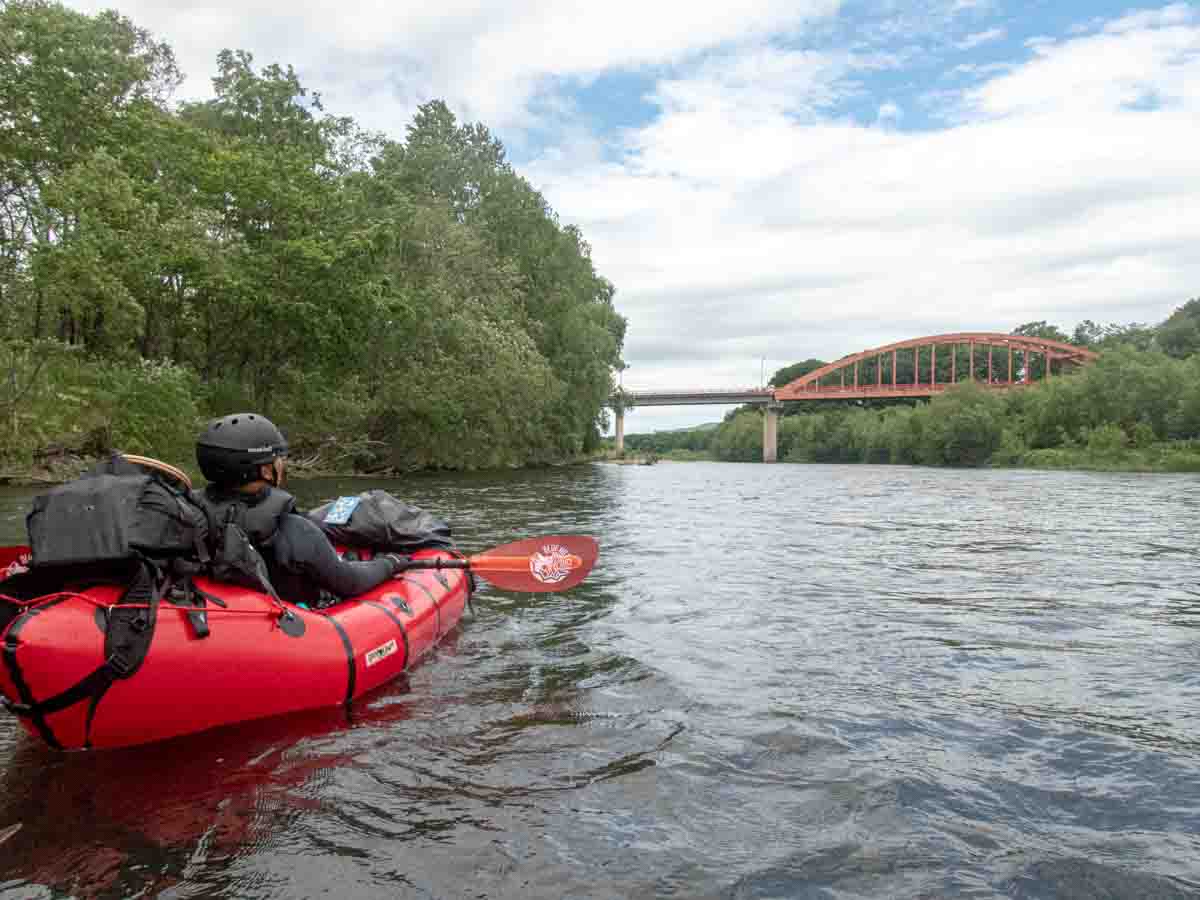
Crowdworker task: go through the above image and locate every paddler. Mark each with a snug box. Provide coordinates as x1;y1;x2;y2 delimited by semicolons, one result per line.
195;413;406;607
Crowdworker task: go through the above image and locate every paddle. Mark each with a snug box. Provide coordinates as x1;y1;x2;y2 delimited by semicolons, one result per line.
399;535;599;593
0;535;601;594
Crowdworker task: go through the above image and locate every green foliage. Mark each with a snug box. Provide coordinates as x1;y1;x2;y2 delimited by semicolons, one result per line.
1021;441;1200;473
1012;321;1071;343
1070;319;1158;352
1084;423;1127;455
1169;356;1200;439
93;358;201;462
1157;299;1200;359
991;427;1028;466
624;423;715;456
710;410;763;461
769;359;825;388
0;2;625;473
0;341;199;464
917;384;1005;466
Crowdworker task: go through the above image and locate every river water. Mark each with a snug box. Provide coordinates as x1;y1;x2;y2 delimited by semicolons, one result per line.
0;462;1198;898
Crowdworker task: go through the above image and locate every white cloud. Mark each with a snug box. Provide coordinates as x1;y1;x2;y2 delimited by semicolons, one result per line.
947;62;1012;77
1104;2;1195;33
876;101;903;123
966;8;1200;118
523;6;1200;430
65;0;842;132
956;26;1006;50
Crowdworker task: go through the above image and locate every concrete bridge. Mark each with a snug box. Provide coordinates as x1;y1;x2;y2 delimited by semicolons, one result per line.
613;388;780;460
612;332;1097;462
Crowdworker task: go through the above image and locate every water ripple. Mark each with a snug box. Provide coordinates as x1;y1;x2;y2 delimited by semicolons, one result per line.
0;463;1198;898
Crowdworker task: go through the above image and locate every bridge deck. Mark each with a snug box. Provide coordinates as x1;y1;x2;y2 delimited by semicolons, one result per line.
623;389;774;407
621;381;1033;406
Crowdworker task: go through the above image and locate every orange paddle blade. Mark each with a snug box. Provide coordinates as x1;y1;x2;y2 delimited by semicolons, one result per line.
467;535;599;593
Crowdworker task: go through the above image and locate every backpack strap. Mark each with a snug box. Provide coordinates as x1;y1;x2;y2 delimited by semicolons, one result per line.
167;576;212;639
3;558;167;748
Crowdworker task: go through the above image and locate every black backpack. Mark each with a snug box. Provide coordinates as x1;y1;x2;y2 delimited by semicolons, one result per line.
307;489;453;553
25;454;281;600
26;458;210;568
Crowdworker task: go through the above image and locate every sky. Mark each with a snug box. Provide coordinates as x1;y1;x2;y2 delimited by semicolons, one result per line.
66;0;1200;433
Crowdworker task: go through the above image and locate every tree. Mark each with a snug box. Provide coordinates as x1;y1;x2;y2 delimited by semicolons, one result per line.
918;383;1005;466
381;101;626;455
1071;319;1156;352
711;410;762;461
177;52;383;403
769;358;826;388
1012;321;1070;343
0;0;180;343
1156;298;1200;359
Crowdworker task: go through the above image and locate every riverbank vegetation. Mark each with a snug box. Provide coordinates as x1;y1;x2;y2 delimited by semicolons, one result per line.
0;1;625;479
625;310;1200;472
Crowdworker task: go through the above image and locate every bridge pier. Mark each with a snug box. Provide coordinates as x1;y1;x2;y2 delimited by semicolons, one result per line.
614;408;625;455
763;402;782;463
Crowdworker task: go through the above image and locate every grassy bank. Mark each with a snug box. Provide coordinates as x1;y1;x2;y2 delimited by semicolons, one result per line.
607;442;1200;474
1017;441;1200;473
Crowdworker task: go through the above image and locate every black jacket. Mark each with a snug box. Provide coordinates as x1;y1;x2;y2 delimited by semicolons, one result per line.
200;486;397;605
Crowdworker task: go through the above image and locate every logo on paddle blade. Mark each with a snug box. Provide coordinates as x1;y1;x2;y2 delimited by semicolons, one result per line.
1;552;30;581
529;544;583;584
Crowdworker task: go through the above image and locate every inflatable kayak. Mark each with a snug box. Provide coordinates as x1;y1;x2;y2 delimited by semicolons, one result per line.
0;545;470;750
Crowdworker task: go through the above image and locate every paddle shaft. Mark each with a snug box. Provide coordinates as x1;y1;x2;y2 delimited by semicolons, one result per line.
401;556;528;573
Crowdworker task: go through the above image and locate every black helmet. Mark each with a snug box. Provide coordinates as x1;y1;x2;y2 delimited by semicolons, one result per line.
196;413;288;485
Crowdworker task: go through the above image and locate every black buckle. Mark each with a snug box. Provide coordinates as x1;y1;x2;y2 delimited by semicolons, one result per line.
106;651;134;677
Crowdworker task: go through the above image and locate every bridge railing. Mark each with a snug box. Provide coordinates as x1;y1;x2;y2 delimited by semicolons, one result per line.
624;388;773;398
787;379;1029;394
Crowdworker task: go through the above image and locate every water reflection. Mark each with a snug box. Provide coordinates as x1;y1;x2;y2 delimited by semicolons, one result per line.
0;684;408;898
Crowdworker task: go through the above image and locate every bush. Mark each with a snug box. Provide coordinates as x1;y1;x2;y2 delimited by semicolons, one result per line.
918;384;1005;466
0;343;200;468
711;410;763;461
991;428;1028;466
100;360;201;463
1130;421;1156;448
1085;422;1127;455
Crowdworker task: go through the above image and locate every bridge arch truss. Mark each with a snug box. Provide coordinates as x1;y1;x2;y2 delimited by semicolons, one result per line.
773;332;1098;402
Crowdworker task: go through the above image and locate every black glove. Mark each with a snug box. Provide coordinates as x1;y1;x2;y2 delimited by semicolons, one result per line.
381;553;411;575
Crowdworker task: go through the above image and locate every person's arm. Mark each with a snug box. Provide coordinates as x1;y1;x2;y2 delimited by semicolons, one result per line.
271;514;400;598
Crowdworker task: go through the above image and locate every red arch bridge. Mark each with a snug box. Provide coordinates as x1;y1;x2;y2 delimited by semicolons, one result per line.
612;332;1097;462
